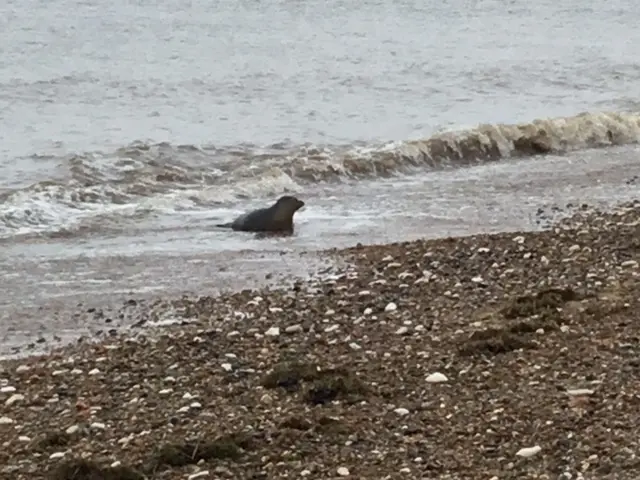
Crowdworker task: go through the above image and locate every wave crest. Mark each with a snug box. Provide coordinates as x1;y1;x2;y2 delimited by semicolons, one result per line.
2;110;639;239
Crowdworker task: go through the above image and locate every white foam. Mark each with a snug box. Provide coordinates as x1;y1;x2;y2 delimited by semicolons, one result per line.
2;110;639;239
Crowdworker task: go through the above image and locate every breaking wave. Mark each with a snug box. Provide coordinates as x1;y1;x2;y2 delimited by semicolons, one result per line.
1;110;639;239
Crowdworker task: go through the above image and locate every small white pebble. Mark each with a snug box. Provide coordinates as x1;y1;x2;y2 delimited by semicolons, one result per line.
567;389;594;396
15;365;30;373
110;461;121;468
188;471;210;480
426;372;448;383
621;260;638;268
337;466;350;476
269;307;283;313
385;302;397;312
182;392;195;400
325;309;335;316
399;467;411;473
265;327;280;337
477;247;490;253
395;326;409;335
159;388;173;395
18;436;30;442
325;324;339;333
5;394;25;406
300;470;311;476
471;276;484;283
0;386;16;393
513;235;525;244
90;422;106;430
569;244;580;252
221;363;233;372
363;307;373;315
536;328;545;335
70;369;83;375
0;416;14;425
88;368;100;376
66;425;80;435
190;402;202;409
560;325;570;333
394;407;410;416
177;406;190;413
516;445;541;458
349;342;361;350
49;452;66;459
285;324;303;333
540;255;550;265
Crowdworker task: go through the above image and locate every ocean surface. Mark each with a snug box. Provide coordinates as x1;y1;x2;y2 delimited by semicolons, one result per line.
1;0;640;355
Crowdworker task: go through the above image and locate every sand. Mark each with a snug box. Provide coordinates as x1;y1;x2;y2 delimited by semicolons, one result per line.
0;200;639;480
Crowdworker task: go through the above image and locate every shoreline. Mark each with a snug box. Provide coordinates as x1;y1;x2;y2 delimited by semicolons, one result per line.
3;144;640;360
1;200;639;479
0;248;343;361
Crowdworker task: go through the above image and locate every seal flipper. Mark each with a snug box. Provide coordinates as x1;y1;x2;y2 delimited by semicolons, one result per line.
216;222;234;228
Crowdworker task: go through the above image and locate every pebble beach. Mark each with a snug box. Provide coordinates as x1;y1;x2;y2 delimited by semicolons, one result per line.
1;200;639;480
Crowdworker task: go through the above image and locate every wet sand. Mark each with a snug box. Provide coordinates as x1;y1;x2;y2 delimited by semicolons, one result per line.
0;250;337;359
0;200;638;479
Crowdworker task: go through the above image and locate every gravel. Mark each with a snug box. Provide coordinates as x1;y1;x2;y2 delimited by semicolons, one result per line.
0;200;639;480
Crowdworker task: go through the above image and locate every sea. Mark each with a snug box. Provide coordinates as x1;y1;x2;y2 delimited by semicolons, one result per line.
1;0;639;355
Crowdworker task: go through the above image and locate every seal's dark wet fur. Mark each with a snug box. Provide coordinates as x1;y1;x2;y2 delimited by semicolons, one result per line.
216;195;305;235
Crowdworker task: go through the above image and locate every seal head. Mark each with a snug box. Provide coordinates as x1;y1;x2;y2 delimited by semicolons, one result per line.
217;195;305;235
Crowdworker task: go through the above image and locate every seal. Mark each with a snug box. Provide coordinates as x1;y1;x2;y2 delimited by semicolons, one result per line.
216;195;305;235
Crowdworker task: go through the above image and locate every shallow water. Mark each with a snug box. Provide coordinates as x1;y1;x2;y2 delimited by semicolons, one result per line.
2;144;638;356
1;0;640;353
